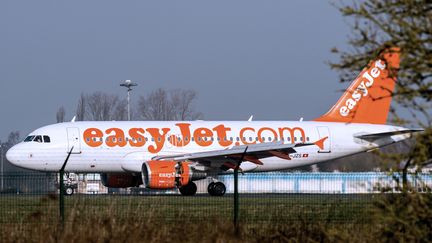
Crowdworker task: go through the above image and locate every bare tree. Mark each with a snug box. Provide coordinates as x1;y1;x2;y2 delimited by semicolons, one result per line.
137;88;202;121
56;106;66;123
5;131;20;149
76;93;86;121
170;89;203;120
113;99;128;121
76;92;127;121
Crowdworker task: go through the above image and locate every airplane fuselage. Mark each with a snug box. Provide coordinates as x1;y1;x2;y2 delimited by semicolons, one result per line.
6;121;409;173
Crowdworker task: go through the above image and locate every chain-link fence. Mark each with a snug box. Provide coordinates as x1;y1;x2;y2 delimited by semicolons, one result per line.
0;172;431;226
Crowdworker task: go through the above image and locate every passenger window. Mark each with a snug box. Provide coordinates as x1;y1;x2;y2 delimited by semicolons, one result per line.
34;135;43;143
43;136;51;143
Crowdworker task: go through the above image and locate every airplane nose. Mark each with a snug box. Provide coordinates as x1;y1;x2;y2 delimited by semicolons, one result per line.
6;146;19;166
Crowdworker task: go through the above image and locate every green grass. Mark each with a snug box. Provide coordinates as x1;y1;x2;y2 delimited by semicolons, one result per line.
0;193;374;225
7;193;429;242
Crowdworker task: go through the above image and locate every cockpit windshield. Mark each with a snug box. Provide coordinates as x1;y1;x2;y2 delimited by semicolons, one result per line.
24;135;51;143
34;136;42;143
24;136;35;142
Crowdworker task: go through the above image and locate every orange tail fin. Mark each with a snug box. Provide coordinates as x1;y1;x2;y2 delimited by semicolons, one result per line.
315;48;400;124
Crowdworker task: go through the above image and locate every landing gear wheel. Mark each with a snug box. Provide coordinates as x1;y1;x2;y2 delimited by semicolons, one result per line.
64;187;74;196
208;182;226;196
179;182;197;196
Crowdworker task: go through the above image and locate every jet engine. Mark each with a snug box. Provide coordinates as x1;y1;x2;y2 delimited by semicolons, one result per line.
141;160;206;189
101;173;142;188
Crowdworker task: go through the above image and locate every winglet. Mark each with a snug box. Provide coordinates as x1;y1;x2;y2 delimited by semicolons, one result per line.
314;136;328;150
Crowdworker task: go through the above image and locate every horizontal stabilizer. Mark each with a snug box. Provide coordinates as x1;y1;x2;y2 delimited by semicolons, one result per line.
354;129;423;140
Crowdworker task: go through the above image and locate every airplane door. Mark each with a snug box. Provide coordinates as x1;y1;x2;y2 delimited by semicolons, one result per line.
316;126;331;153
67;127;82;154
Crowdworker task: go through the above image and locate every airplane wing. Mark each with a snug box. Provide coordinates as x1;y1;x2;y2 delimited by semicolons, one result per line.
354;129;423;141
152;137;326;170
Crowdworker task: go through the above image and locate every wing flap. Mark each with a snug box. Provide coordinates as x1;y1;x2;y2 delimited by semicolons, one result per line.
152;141;312;163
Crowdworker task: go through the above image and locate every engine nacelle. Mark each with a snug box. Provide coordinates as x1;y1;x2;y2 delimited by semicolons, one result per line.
101;173;142;188
142;161;206;189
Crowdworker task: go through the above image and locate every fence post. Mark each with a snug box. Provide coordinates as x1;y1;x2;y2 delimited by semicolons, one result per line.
59;170;65;224
59;147;74;226
234;146;248;232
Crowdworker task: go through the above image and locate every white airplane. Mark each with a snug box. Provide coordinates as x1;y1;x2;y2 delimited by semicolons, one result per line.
6;48;421;196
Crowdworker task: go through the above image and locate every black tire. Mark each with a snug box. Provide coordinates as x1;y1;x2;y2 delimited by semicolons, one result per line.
208;182;226;196
179;182;197;196
207;182;215;194
64;187;74;196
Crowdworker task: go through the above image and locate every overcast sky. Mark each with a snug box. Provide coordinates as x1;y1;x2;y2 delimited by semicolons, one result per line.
0;1;351;140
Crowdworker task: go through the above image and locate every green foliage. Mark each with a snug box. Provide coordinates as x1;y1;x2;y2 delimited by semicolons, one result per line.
332;0;432;168
332;0;432;126
371;192;432;242
332;3;432;241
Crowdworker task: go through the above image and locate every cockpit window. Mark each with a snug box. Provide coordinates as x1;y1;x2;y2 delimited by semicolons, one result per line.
24;136;35;142
34;136;43;143
43;136;51;143
24;135;51;143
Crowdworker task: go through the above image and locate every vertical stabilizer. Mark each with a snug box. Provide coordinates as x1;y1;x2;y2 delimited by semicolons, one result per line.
315;48;400;124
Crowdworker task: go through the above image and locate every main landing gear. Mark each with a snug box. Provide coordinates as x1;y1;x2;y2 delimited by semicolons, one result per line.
208;182;226;196
179;182;197;196
178;180;227;196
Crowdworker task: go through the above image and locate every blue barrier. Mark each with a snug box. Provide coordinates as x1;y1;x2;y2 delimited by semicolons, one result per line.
215;172;432;194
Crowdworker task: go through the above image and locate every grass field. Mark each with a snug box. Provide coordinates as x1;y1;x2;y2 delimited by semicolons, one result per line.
3;193;429;242
0;193;375;225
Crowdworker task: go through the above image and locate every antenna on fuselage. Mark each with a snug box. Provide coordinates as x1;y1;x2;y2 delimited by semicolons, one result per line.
71;116;76;123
